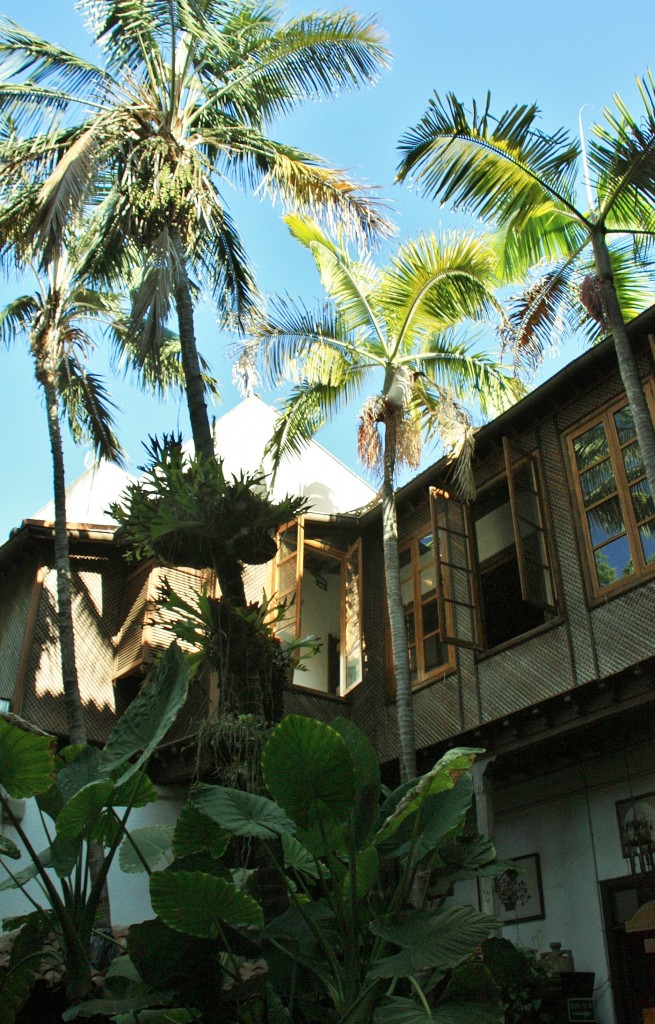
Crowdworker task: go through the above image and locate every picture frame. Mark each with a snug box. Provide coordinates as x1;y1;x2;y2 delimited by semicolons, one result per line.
495;852;545;924
616;791;655;858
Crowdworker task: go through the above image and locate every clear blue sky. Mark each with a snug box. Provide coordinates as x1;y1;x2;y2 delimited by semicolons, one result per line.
1;0;654;538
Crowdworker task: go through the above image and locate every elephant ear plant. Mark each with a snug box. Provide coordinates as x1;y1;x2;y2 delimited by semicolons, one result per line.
0;643;190;1018
90;715;506;1024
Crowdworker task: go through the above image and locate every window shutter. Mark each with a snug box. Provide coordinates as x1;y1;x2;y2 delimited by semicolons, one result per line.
341;539;363;692
273;519;304;642
430;487;483;650
502;437;557;612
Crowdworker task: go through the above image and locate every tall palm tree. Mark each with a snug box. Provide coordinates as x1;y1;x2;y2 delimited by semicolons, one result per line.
0;0;390;461
244;216;524;780
397;79;655;497
0;249;123;745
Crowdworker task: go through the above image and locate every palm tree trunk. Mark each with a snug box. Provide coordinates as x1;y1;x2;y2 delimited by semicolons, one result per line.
170;227;215;462
593;230;655;497
382;417;417;782
42;365;87;747
42;354;113;967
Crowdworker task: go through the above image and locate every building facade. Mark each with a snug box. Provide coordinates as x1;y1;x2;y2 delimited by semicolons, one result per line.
2;321;655;1024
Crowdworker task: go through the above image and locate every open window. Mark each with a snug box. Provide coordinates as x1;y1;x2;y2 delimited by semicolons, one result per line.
388;521;455;691
432;440;558;651
272;520;363;696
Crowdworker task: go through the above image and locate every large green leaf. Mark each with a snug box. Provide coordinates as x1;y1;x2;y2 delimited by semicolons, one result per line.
383;775;474;864
150;870;263;935
173;804;230;860
343;844;379;900
374;749;480;846
0;847;52;891
56;746;102;803
50;834;83;879
331;717;381;846
55;779;114;840
0;718;54;798
281;834;322;879
101;643;189;784
119;826;174;874
368;906;498;978
262;715;357;829
375;995;502;1024
0;835;20;860
190;784;295;839
112;770;158;808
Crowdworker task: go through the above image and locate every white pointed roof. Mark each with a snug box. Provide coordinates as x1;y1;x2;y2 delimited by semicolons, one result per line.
31;397;375;526
207;395;375;515
32;460;138;526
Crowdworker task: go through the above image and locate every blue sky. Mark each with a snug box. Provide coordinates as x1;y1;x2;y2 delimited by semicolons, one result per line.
1;0;655;538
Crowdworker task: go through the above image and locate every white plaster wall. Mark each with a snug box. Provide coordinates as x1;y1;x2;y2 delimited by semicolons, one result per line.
489;746;655;1024
0;786;186;929
293;570;341;692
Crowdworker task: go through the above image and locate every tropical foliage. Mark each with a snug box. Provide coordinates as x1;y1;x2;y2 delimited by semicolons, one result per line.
0;0;391;461
243;215;524;779
0;643;190;1013
65;714;507;1024
397;79;655;494
0;247;123;745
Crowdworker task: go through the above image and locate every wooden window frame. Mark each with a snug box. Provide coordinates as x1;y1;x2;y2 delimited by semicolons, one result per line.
565;387;655;602
271;521;364;697
393;521;455;689
432;442;559;652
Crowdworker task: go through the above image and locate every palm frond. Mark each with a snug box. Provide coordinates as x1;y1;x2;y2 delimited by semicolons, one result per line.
498;256;584;372
58;356;124;465
413;379;477;500
417;330;526;418
397;91;581;234
379;230;499;348
247;295;365;386
591;72;655;223
265;370;369;478
0;293;40;347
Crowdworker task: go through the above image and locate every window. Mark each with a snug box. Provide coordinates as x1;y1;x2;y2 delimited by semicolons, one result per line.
397;527;453;686
567;396;655;596
431;439;558;651
272;520;363;696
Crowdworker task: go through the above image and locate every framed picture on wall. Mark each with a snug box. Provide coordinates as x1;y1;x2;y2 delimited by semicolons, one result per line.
495;852;545;923
616;792;655;858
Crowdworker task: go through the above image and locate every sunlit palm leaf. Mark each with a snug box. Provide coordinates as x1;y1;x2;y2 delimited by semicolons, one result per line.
264;370;371;476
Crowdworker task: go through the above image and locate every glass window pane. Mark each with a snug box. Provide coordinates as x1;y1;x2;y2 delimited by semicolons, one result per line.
580;459;617;506
594;535;635;588
574;422;609;470
614;404;637;445
629;480;655;523
405;609;415;641
422;598;438;635
401;578;414;609
586;496;626;546
417;534;434;564
639;522;655;564
423;634;445;673
420;567;436;596
399;546;412;570
622;441;645;483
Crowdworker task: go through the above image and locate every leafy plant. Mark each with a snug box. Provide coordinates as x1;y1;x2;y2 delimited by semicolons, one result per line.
111;434;310;607
0;643;190;1015
89;715;507;1024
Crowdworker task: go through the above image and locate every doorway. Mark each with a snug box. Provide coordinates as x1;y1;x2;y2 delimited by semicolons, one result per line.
600;873;655;1024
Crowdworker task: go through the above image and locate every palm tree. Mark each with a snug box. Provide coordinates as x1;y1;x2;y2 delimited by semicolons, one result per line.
0;0;390;462
244;216;524;780
0;248;123;745
396;79;655;498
